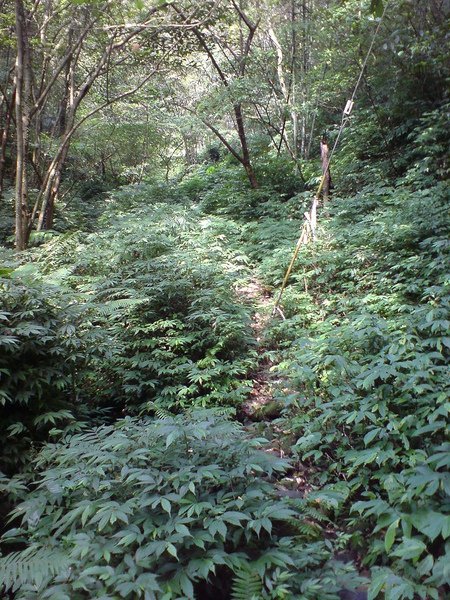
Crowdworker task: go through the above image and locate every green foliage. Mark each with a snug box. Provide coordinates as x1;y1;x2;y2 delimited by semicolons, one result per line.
1;5;449;598
232;569;264;600
370;0;385;18
253;154;304;198
180;155;304;222
0;409;363;599
33;189;256;413
264;117;450;597
0;266;103;473
0;189;15;245
0;548;72;593
401;103;450;186
334;100;449;196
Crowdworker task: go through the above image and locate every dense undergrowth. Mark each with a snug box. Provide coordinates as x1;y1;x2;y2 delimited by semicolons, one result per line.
0;195;256;472
1;410;364;599
1;101;449;598
261;105;450;598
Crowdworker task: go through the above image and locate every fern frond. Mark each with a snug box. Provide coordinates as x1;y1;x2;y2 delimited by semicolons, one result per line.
231;570;263;600
146;402;175;420
95;298;147;316
289;520;323;538
0;547;71;592
304;506;330;522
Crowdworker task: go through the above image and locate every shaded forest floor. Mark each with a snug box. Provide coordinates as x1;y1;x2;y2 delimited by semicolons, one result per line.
236;278;277;418
236;273;371;600
1;118;449;597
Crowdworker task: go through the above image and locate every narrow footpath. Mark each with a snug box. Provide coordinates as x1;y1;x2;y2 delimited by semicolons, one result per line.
237;277;277;419
235;275;313;497
235;275;370;600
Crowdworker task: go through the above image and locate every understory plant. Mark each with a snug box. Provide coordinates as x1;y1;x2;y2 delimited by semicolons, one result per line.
264;154;450;598
33;196;257;413
0;266;103;473
0;409;364;599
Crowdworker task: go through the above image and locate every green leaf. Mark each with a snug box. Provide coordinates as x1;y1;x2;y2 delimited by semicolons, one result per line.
370;0;384;18
392;537;426;560
221;511;250;525
364;427;381;446
0;267;14;278
166;543;178;559
161;498;171;515
385;519;399;552
166;430;180;448
209;520;227;539
81;505;93;528
179;573;194;598
175;523;191;537
417;554;434;577
410;510;448;542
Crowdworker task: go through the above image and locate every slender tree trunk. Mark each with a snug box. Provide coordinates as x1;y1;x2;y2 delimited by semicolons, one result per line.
36;136;71;231
306;63;328;160
292;76;298;167
172;4;259;189
183;130;198;166
234;103;258;188
299;0;309;158
41;164;61;229
0;87;15;197
37;47;78;232
57;27;73;136
291;0;299;169
14;0;31;250
320;136;331;203
243;161;259;189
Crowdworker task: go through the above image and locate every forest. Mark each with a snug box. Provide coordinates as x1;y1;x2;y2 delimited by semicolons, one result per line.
0;0;449;598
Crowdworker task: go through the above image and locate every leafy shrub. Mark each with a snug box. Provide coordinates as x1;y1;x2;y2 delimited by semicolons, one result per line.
182;158;304;222
0;267;102;473
0;409;364;599
33;197;256;413
253;154;304;198
0;188;15;245
401;102;450;186
281;300;450;598
265;175;450;598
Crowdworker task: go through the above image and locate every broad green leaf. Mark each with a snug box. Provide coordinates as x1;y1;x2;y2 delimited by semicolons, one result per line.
166;543;178;559
410;510;447;542
392;537;427;560
385;519;399;552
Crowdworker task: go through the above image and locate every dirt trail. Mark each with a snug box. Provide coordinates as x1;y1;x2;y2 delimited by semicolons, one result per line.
235;276;313;496
236;278;370;600
235;278;279;419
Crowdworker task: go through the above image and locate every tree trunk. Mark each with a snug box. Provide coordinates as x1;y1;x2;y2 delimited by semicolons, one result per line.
57;27;73;136
14;0;31;250
320;136;331;203
183;130;198;165
244;161;259;189
291;0;300;170
174;3;259;189
36;138;70;231
300;0;309;157
37;64;77;231
41;167;61;229
0;87;15;197
234;103;258;188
